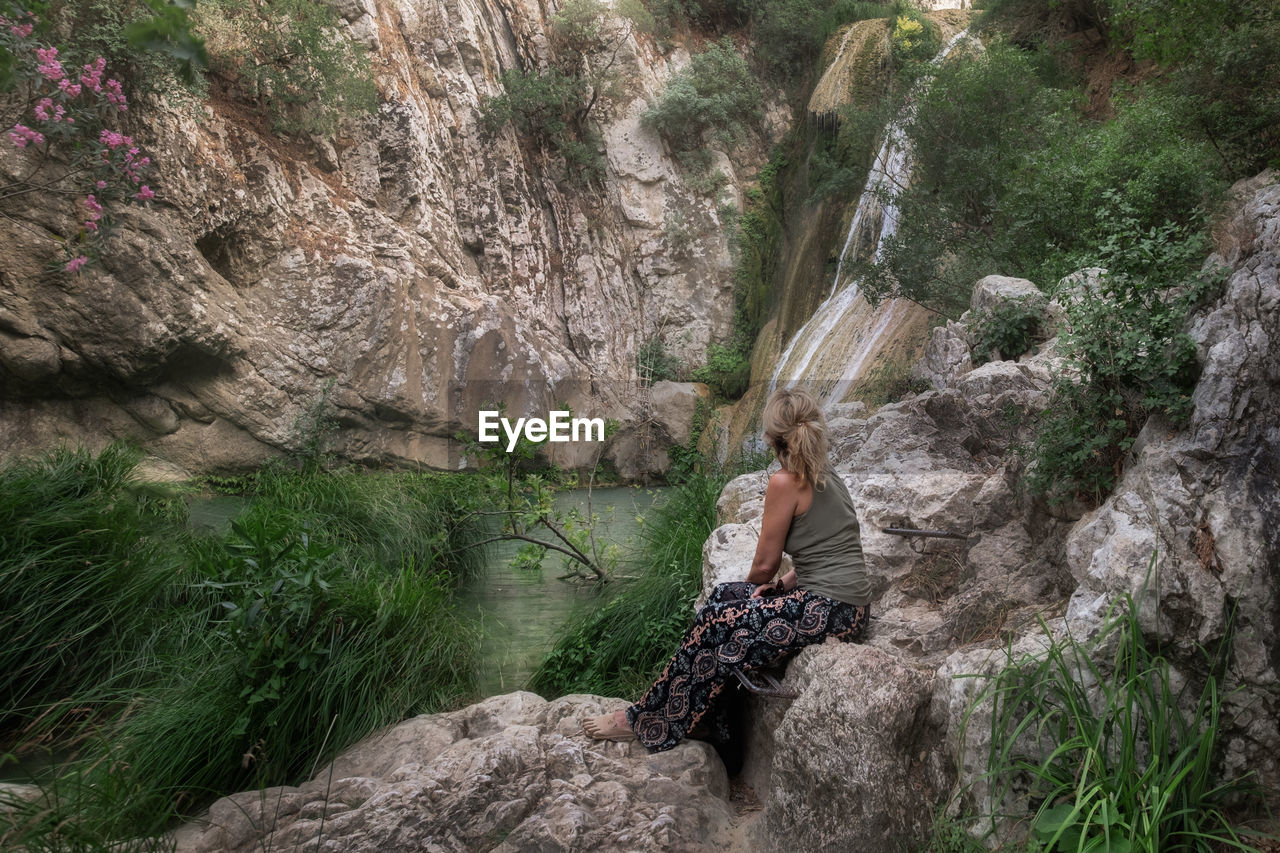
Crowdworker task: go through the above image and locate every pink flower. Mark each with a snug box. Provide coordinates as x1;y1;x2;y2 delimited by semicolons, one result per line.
84;220;98;232
105;79;127;110
8;125;44;148
81;57;106;92
58;79;82;97
10;22;34;38
84;195;103;215
96;180;107;189
35;47;63;82
135;185;155;201
99;129;125;148
65;256;88;273
34;98;53;121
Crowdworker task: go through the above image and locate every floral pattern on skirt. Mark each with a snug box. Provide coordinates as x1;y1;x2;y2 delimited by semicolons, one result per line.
625;581;869;753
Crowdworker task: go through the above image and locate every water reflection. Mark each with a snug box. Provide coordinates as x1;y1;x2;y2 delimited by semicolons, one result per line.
462;486;666;697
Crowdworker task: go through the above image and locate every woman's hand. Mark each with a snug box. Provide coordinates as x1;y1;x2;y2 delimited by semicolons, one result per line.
750;581;782;598
749;570;796;598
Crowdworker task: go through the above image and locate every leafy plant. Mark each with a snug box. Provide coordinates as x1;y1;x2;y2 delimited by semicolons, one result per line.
0;446;486;843
889;9;938;67
968;575;1263;852
193;0;377;137
0;444;183;729
642;37;760;155
693;340;751;401
529;464;729;698
2;2;160;270
971;299;1042;365
481;0;639;182
457;407;622;581
636;334;683;384
1026;213;1223;504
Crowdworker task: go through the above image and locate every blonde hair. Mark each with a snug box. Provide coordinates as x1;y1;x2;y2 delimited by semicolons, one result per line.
762;387;828;489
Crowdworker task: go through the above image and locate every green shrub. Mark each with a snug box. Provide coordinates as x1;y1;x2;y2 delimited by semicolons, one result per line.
636;335;684;384
35;0;202;96
1025;216;1223;504
194;0;377;137
732;145;789;355
642;37;760;154
889;9;938;67
970;299;1042;365
693;341;751;401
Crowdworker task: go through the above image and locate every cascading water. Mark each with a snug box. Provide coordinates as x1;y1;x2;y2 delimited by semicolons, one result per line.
770;28;971;407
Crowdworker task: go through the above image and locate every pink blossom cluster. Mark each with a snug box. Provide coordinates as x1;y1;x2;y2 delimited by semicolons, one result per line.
20;47;128;112
35;45;62;81
2;12;34;38
7;124;44;148
4;5;156;274
34;97;68;123
83;194;103;232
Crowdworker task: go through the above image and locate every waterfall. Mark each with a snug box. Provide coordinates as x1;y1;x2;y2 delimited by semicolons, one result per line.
769;28;971;407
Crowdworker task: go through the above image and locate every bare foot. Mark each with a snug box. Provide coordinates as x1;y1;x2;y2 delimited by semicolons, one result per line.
583;710;634;741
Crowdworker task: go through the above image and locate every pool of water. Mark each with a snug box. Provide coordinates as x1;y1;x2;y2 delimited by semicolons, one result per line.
461;485;666;697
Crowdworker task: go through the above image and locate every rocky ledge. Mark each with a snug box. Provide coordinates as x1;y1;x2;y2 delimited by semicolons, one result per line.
174;693;735;853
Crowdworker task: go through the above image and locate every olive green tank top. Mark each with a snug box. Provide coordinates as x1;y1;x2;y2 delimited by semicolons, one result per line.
783;468;872;606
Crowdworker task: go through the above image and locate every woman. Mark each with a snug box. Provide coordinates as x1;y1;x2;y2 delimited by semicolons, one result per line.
583;387;871;751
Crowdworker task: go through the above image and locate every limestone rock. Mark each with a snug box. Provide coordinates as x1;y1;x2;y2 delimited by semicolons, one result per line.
968;274;1045;316
913;320;973;390
715;470;771;527
760;643;947;851
648;381;712;448
0;0;785;477
173;693;733;853
1061;173;1280;790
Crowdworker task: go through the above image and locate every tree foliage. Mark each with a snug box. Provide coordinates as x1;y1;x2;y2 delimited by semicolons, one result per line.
194;0;377;136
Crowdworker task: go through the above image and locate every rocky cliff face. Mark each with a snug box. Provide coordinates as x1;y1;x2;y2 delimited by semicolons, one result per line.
0;0;781;477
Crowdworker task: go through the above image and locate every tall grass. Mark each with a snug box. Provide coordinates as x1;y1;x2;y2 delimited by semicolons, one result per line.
0;445;486;844
965;579;1265;852
237;464;490;583
529;467;730;699
0;445;184;732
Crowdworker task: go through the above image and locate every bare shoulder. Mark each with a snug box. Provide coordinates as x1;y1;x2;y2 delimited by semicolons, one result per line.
767;468;803;495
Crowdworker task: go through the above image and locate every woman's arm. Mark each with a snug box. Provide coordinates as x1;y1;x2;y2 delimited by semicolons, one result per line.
745;470;800;585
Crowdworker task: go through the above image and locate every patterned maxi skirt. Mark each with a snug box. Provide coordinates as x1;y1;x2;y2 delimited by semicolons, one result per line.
625;581;869;753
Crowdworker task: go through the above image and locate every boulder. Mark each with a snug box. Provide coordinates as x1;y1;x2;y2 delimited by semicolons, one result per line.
173;693;734;853
968;275;1045;316
649;381;713;447
759;643;948;851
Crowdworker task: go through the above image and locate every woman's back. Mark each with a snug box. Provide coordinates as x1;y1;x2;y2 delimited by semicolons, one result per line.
784;471;871;606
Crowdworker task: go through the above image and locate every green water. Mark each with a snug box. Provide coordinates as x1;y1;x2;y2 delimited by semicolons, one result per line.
463;486;666;697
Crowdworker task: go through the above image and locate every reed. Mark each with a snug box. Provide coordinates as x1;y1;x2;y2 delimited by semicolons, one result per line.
966;577;1265;852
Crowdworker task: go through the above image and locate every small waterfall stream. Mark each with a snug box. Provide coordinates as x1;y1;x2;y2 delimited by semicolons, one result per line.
770;29;971;406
